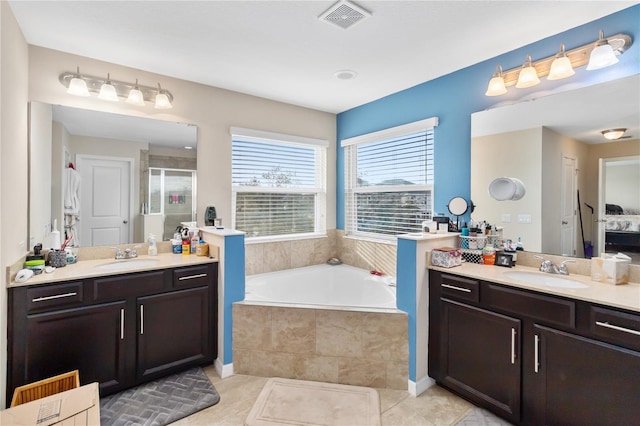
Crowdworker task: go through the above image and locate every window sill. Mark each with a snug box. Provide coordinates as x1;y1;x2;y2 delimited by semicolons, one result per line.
343;234;398;246
245;233;328;245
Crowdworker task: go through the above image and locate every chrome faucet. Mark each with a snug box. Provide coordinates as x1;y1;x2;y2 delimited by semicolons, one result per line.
534;256;575;275
111;245;141;259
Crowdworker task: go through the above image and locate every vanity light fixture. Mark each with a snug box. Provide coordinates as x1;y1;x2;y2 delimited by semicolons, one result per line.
59;70;174;109
547;44;575;80
485;65;507;96
601;128;627;141
515;55;540;88
484;31;632;96
66;67;90;97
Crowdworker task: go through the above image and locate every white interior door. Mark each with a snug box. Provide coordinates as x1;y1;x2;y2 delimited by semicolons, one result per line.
597;158;607;256
77;155;133;246
560;155;577;256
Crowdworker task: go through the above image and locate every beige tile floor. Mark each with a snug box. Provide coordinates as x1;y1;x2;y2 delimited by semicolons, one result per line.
171;365;476;425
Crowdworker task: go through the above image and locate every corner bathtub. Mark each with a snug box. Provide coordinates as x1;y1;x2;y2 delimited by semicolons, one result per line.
245;264;396;310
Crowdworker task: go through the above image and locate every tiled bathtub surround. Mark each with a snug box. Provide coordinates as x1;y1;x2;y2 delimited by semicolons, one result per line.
232;303;408;390
244;229;397;277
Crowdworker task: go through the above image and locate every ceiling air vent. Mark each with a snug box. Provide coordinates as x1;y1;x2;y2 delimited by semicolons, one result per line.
319;0;371;30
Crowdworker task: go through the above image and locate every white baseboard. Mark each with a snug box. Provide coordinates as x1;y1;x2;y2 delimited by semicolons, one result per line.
408;375;436;396
215;359;234;378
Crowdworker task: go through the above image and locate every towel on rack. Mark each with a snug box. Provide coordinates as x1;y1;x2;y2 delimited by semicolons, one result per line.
64;167;81;214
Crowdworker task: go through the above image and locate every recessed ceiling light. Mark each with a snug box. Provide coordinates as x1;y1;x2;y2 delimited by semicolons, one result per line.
334;70;357;80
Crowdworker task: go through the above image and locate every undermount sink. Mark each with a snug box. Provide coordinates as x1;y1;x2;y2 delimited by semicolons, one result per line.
95;259;160;271
504;271;588;289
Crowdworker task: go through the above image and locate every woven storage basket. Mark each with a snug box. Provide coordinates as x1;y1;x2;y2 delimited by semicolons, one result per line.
10;370;79;407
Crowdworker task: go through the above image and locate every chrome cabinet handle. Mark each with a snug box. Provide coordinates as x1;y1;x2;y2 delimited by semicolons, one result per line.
120;308;125;340
32;292;77;302
534;334;540;373
596;321;640;336
140;305;144;335
178;273;207;281
441;283;471;293
511;328;516;365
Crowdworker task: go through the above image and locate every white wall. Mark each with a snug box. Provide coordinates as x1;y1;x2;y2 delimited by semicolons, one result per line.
29;102;53;246
606;162;640;211
471;128;542;251
0;1;29;409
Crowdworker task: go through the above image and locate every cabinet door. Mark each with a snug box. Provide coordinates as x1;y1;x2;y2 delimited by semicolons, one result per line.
137;286;211;381
23;301;129;395
533;325;640;425
441;299;521;423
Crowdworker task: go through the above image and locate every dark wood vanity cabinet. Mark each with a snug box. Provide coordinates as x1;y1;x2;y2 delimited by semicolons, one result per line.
7;262;218;405
429;270;640;425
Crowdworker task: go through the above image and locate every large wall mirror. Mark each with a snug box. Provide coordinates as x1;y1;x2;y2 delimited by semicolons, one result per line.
29;102;198;249
471;74;640;264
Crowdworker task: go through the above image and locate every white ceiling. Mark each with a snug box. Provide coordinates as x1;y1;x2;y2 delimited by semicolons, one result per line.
472;74;640;144
8;1;638;114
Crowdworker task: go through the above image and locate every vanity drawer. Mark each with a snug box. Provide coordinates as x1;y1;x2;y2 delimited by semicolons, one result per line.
173;265;212;289
93;270;166;301
484;284;575;328
27;281;84;312
440;274;480;304
590;306;640;351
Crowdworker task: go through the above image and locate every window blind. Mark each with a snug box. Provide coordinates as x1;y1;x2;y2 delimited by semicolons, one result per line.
344;126;435;238
232;134;326;238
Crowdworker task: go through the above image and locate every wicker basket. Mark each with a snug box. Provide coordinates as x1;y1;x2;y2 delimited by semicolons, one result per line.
10;370;80;407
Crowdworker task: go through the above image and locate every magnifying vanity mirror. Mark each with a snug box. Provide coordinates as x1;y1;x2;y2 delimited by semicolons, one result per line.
28;102;198;249
471;74;640;264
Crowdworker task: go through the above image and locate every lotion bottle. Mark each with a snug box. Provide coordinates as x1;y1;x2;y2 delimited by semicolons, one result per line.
148;234;157;256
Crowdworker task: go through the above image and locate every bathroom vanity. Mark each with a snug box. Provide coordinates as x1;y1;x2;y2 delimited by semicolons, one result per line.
428;265;640;425
6;256;217;406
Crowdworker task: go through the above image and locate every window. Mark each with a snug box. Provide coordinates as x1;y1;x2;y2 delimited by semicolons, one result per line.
231;128;327;239
343;117;437;239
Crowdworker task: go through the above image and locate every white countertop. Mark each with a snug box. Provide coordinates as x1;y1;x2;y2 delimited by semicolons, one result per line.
10;253;217;288
398;232;458;241
430;262;640;313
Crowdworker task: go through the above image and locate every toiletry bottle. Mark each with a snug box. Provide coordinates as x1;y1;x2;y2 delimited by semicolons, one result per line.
50;220;61;250
148;234;157;256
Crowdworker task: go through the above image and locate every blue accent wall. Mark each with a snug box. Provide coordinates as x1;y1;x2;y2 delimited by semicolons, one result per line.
223;234;246;364
396;238;417;381
337;5;640;228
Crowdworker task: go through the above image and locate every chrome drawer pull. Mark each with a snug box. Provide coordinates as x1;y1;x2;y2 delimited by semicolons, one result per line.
140;305;144;335
596;321;640;336
534;334;540;373
120;308;125;340
178;273;207;281
511;328;516;365
32;292;77;303
441;283;472;293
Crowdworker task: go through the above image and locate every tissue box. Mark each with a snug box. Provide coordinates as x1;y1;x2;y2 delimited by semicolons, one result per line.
431;247;462;268
591;255;630;285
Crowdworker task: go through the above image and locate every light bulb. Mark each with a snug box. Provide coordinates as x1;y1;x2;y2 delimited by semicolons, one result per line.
548;44;575;80
98;73;119;101
485;65;507;96
516;55;540;88
126;79;145;106
67;67;89;96
154;83;172;109
587;31;619;70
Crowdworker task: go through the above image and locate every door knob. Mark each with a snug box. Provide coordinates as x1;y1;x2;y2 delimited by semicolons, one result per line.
562;220;568;225
123;220;128;224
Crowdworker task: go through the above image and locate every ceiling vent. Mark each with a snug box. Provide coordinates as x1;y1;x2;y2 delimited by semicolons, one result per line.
319;0;371;30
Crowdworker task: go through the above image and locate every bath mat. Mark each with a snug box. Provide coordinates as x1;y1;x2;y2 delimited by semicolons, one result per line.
245;377;380;426
100;367;220;426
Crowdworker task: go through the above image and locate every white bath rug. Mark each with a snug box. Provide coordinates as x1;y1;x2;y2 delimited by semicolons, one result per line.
245;378;381;426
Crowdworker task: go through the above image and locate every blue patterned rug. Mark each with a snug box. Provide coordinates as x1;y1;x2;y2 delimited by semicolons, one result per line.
100;367;220;426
